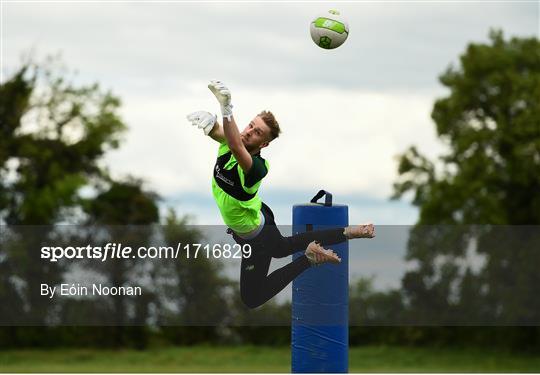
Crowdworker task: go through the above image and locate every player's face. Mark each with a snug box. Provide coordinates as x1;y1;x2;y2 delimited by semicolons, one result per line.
240;116;271;152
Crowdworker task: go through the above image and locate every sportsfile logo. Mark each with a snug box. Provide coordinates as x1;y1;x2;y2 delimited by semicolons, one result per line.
40;243;171;262
40;242;252;262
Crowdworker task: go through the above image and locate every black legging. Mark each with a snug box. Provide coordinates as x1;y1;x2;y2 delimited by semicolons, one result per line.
230;203;346;309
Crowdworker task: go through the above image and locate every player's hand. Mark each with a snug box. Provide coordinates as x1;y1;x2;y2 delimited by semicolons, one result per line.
187;111;217;135
208;80;233;119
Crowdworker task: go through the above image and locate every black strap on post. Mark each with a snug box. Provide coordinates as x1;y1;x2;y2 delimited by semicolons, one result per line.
310;190;333;207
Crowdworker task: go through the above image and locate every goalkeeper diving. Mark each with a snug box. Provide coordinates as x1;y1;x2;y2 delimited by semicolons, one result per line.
187;80;375;308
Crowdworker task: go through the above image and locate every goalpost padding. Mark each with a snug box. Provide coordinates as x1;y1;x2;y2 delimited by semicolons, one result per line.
291;190;349;373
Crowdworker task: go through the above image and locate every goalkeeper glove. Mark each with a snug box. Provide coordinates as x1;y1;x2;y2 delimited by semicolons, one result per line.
208;80;233;120
186;111;217;136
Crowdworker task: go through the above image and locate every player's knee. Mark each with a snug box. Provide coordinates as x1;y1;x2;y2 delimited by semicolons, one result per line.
240;285;263;309
271;237;294;258
240;294;261;309
272;251;289;259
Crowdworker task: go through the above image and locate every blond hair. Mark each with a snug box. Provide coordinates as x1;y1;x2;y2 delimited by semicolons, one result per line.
258;110;281;140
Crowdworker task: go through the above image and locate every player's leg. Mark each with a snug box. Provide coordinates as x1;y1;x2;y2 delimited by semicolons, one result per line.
236;203;371;308
239;247;311;309
239;239;339;309
257;202;345;258
281;223;375;254
259;203;374;258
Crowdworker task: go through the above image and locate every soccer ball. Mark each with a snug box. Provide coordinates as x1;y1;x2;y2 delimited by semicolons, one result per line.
310;9;349;50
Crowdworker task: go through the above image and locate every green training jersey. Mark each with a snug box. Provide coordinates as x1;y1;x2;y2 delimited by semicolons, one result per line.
212;142;268;234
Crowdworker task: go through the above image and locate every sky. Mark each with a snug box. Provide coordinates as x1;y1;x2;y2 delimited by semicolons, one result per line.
2;0;539;292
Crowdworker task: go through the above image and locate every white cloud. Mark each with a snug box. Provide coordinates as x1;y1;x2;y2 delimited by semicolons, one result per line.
4;2;537;91
3;1;536;223
103;86;443;201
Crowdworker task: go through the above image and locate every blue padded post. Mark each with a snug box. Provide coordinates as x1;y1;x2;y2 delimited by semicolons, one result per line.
291;190;349;373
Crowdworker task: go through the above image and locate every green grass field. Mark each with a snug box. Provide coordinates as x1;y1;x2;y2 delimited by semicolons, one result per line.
1;345;539;373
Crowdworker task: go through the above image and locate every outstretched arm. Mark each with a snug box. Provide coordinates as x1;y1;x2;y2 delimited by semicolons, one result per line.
186;111;225;143
208;122;225;143
222;116;252;172
208;80;253;172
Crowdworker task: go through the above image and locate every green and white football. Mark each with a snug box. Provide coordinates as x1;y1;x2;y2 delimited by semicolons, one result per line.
310;9;349;50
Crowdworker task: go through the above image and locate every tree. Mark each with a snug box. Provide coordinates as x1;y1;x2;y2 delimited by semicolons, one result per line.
0;59;127;329
159;210;233;345
81;179;160;348
393;30;540;346
0;57;239;349
1;59;126;225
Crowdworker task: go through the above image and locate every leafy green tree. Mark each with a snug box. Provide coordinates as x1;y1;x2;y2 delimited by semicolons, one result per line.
393;30;540;345
0;58;238;349
80;179;160;348
159;210;233;344
1;60;125;225
349;277;405;326
0;59;126;330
